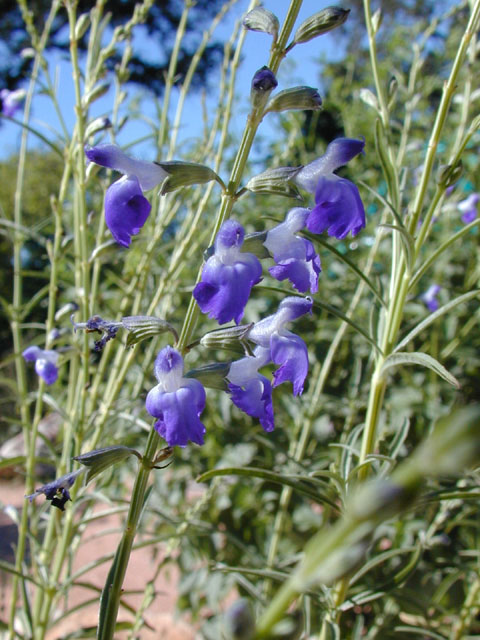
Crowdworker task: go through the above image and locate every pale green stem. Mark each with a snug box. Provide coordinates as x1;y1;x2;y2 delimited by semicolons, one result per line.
358;0;480;483
8;4;61;636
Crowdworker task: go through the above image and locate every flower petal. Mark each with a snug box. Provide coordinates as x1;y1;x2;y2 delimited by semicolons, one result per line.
295;137;365;192
270;331;309;395
268;238;321;293
104;175;151;247
307;174;365;238
35;359;58;385
85;144;167;190
151;385;206;447
229;375;274;432
194;256;262;324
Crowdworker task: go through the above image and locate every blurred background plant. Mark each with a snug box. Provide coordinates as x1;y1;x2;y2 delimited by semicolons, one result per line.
0;0;479;638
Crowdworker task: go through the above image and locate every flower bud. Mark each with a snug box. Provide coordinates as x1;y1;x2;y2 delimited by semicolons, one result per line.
245;166;303;200
156;161;223;194
74;12;90;40
121;315;178;347
243;8;279;40
436;161;463;188
81;82;109;108
250;67;278;109
85;116;112;138
242;231;270;259
74;446;142;483
200;323;254;355
291;7;350;47
185;363;230;391
266;86;322;113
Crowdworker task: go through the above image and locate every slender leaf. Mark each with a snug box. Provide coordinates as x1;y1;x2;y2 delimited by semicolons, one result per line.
381;352;460;388
395;290;480;352
308;235;386;308
197;466;340;511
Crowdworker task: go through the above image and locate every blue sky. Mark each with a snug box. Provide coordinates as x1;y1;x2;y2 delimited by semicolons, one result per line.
1;0;344;159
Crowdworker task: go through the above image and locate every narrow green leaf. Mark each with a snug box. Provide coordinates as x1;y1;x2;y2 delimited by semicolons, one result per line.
308;235;386;308
381;352;460;388
395;290;480;353
197;466;340;511
410;219;480;289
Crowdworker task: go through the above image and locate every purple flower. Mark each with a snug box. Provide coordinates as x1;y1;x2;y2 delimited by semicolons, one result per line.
421;284;441;312
26;469;84;511
248;297;312;395
145;346;206;447
227;347;274;432
22;346;59;385
264;207;321;293
193;220;262;325
85;144;167;247
458;193;479;224
1;88;25;117
294;137;366;239
308;175;365;238
251;67;278;93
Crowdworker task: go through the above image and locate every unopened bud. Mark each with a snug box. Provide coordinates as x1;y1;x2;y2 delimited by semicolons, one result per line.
75;12;90;40
121;315;178;347
85;116;112;138
156;161;224;194
291;7;350;47
266;86;322;113
245;166;303;200
74;445;142;483
185;363;230;391
436;161;463;188
81;82;109;108
243;8;279;40
243;231;270;259
250;67;278;109
200;324;254;355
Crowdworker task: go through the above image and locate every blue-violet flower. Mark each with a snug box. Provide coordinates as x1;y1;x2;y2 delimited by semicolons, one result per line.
421;284;441;312
146;346;206;447
227;347;274;432
458;193;479;224
85;144;167;247
193;220;262;325
264;207;321;293
1;88;25;117
26;469;84;511
294;137;366;238
248;296;312;395
22;346;59;385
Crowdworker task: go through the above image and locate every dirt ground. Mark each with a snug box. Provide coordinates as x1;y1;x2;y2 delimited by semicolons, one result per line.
0;478;195;640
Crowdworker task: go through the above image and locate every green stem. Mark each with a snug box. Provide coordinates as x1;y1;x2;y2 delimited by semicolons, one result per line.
97;429;161;640
8;4;61;636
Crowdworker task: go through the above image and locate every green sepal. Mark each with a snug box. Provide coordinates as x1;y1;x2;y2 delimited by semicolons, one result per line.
185;363;230;391
122;315;178;347
200;323;254;355
245;166;303;200
291;7;350;46
243;231;270;259
243;7;279;39
156;161;224;194
266;86;322;113
74;446;142;484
